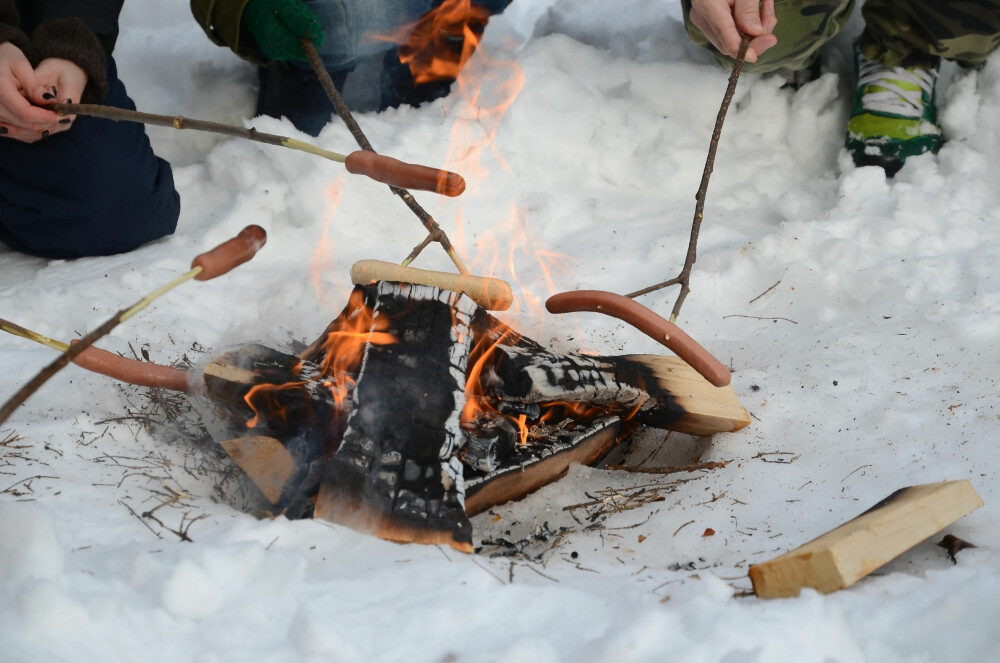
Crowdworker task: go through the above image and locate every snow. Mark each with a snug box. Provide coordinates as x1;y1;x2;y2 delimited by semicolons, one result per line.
2;1;999;661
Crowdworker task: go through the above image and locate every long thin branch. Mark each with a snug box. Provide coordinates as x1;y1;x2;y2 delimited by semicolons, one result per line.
627;35;751;322
299;38;470;275
53;102;348;162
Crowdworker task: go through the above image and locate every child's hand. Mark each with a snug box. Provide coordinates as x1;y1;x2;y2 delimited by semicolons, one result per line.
689;0;778;63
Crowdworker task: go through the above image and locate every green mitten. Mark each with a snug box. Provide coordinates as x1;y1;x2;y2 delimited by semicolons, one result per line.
242;0;325;62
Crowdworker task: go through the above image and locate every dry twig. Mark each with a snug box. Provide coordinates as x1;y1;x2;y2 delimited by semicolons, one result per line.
627;34;752;322
607;461;728;475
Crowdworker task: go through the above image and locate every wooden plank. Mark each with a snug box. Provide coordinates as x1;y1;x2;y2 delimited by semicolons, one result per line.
623;355;751;436
219;435;296;505
749;480;984;599
464;419;621;516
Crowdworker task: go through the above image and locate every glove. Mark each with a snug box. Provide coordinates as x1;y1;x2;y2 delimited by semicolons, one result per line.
242;0;325;62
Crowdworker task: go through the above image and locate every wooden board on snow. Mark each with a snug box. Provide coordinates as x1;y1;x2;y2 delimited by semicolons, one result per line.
749;479;984;599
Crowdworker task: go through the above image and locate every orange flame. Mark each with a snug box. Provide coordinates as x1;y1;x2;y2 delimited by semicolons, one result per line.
309;183;344;311
316;289;398;409
242;289;398;431
373;0;496;85
461;326;515;424
245;379;306;429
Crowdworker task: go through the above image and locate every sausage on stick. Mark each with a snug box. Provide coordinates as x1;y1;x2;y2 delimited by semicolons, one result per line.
546;290;731;387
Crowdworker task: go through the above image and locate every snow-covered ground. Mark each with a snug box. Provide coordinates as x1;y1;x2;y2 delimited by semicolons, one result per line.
2;1;999;661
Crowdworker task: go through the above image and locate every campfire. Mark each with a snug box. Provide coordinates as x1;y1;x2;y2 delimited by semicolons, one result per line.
0;2;751;554
197;271;749;552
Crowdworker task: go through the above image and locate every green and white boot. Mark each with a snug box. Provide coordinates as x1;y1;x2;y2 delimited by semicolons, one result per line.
846;44;942;176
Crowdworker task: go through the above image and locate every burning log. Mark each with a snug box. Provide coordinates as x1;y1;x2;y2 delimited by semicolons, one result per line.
199;281;750;551
313;283;476;551
14;261;747;550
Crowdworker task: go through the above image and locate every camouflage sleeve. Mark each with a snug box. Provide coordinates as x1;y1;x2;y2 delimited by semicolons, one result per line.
681;0;856;74
861;0;1000;68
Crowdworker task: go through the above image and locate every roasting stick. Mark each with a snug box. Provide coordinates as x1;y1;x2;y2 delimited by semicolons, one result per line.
299;38;471;275
0;225;267;426
0;316;196;394
0;318;69;352
51;103;465;197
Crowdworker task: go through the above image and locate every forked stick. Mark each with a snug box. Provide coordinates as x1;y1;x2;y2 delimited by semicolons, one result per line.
626;35;752;322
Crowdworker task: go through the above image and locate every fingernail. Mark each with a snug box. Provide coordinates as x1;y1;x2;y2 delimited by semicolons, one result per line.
41;130;49;138
0;127;8;135
58;118;71;125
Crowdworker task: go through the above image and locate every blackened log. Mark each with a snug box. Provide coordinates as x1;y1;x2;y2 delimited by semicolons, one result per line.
487;344;687;428
314;283;477;552
464;417;621;515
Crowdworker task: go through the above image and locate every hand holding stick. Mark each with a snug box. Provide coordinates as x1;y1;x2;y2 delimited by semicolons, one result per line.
0;226;267;426
51;103;465;197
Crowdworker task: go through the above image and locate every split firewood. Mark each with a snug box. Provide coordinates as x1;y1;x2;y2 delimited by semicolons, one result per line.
486;346;748;434
749;480;984;599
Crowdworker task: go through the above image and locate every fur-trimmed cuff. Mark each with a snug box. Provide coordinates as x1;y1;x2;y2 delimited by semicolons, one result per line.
24;18;108;103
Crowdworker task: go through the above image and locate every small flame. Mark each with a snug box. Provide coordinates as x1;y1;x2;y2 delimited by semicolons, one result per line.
245;380;306;429
310;183;345;311
242;289;397;432
317;289;397;408
461;326;516;424
375;0;497;85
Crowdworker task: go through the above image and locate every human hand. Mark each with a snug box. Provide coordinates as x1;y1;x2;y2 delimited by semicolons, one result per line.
32;58;87;134
0;42;68;142
242;0;325;62
689;0;777;63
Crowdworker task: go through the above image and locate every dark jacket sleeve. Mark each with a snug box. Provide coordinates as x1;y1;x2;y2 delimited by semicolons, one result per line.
191;0;263;64
0;0;29;49
9;0;123;103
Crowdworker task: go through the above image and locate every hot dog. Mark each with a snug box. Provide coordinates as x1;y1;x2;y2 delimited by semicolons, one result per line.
344;151;466;197
191;225;267;281
70;343;202;394
350;259;514;311
546;290;731;387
